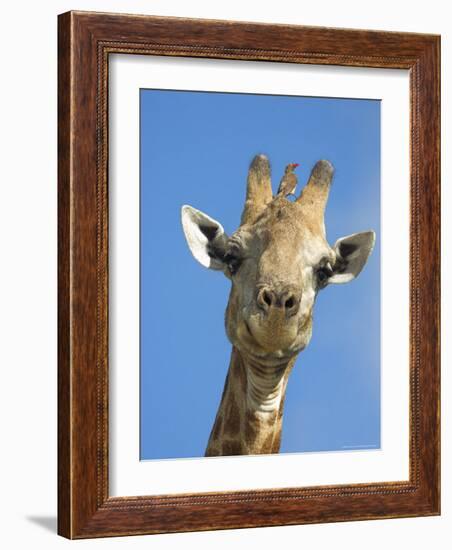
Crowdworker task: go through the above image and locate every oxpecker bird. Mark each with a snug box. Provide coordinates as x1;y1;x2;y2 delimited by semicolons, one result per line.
277;163;299;197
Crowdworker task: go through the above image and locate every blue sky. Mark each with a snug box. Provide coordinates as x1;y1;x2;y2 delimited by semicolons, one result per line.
140;89;380;460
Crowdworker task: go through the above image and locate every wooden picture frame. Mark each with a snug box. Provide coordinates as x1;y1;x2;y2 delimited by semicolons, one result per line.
58;11;440;539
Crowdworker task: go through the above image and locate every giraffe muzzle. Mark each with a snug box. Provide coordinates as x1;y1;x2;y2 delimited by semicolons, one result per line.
256;285;300;318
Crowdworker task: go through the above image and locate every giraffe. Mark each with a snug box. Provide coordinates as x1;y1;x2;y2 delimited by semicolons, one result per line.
181;155;376;457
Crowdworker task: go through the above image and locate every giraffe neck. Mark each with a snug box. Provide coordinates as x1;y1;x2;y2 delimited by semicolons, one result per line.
205;347;296;457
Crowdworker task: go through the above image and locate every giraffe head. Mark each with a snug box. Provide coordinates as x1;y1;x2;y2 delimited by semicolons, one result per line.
182;155;375;365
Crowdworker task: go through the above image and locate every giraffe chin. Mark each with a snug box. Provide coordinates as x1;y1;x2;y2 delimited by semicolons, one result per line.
235;318;305;361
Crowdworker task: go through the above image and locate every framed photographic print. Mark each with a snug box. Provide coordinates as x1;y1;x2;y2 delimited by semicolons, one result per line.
58;11;440;538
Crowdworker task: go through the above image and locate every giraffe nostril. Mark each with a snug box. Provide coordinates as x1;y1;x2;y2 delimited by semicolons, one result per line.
257;287;274;312
283;292;300;316
257;287;299;315
263;290;273;307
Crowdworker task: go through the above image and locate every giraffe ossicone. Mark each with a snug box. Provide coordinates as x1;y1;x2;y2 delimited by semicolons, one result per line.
181;154;376;457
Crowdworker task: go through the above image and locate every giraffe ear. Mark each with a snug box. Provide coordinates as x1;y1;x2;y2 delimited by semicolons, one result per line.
329;231;376;284
181;205;229;270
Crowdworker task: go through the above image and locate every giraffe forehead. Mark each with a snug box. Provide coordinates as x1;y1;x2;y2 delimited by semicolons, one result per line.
254;199;322;239
234;202;303;243
236;208;329;261
259;197;302;224
263;229;331;271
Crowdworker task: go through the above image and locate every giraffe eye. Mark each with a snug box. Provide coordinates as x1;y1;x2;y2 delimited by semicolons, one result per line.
224;251;241;275
316;263;333;286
